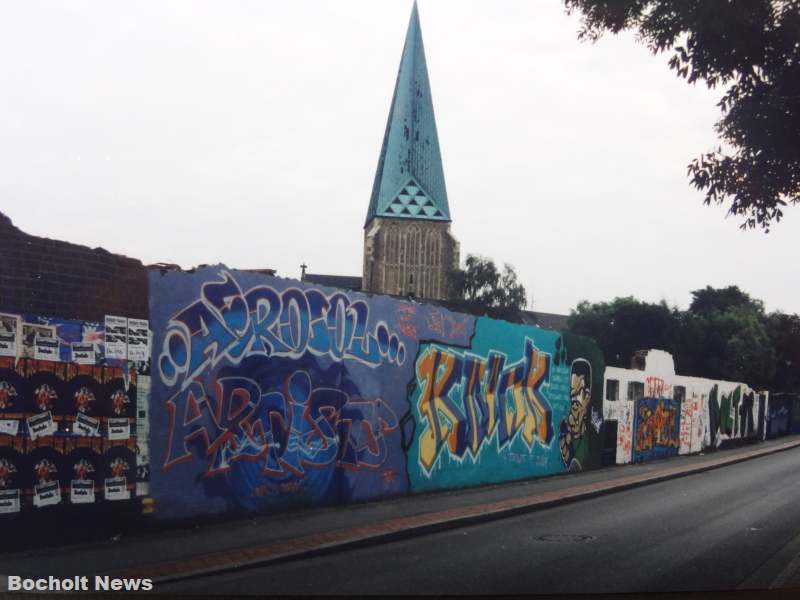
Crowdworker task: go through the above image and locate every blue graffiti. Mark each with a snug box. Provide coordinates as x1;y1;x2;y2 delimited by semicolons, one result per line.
163;369;400;478
158;271;406;389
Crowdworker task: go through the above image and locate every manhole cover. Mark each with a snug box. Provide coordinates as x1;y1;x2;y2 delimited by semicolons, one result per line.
536;534;596;543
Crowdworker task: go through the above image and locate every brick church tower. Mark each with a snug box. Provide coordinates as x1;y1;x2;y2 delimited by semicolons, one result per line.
362;2;459;300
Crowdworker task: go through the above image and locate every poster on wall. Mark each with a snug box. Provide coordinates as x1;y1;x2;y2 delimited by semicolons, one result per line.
27;411;56;439
0;313;20;358
0;420;19;436
0;488;20;513
70;480;95;504
33;481;61;507
126;319;149;362
34;336;60;361
71;342;95;365
104;316;127;360
21;324;55;359
75;413;100;436
104;477;130;501
108;418;130;440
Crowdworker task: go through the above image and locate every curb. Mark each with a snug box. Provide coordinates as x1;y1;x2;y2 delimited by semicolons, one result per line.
116;439;800;585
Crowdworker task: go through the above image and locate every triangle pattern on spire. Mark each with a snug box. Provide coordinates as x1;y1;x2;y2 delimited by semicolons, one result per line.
364;2;451;225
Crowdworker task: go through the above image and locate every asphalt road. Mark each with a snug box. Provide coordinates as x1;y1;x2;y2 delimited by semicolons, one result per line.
159;446;800;596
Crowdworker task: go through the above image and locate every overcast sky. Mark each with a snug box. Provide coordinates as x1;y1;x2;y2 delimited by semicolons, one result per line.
2;0;798;316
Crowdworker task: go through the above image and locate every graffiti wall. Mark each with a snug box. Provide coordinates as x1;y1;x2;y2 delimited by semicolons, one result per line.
407;322;604;492
148;266;605;518
602;350;767;464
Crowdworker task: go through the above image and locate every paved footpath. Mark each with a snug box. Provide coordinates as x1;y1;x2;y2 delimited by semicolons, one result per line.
3;436;800;586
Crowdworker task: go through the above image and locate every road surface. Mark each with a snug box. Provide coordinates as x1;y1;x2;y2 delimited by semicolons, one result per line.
159;446;800;595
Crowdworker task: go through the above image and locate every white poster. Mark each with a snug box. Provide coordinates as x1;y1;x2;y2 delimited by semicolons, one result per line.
27;411;56;439
75;413;100;437
0;419;19;436
70;480;95;504
34;336;60;361
21;324;55;359
104;477;130;501
71;342;95;365
33;481;61;507
108;418;130;440
127;318;149;362
0;489;20;514
104;315;128;360
0;313;20;358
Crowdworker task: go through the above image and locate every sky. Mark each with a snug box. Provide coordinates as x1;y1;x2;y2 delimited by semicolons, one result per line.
2;0;798;316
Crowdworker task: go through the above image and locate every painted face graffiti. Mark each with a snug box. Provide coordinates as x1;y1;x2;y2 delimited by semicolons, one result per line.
414;338;554;475
35;384;57;412
74;386;96;414
0;381;17;410
0;459;17;488
110;390;130;415
73;459;95;481
35;459;57;484
157;271;406;391
163;371;400;479
558;359;593;471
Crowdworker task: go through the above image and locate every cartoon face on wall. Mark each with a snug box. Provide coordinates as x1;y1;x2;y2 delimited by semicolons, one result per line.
73;458;95;481
0;381;17;410
559;359;592;472
34;384;58;412
74;387;96;414
110;390;129;415
0;458;17;488
35;459;57;484
109;457;129;478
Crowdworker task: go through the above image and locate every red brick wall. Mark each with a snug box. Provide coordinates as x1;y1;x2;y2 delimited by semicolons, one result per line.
0;212;148;322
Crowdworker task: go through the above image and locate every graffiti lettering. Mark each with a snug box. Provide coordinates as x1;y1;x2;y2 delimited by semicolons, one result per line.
164;371;399;478
158;271;406;390
415;338;553;474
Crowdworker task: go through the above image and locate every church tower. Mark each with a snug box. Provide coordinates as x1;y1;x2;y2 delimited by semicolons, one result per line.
362;1;459;300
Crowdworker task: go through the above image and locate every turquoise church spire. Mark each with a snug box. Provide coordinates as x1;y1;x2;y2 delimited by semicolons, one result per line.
365;1;451;226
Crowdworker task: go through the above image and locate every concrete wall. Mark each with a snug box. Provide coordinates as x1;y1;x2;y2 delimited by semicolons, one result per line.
603;349;767;465
147;266;605;519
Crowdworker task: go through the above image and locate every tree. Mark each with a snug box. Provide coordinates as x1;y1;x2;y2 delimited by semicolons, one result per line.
766;312;800;392
567;297;682;367
564;0;800;231
448;254;528;322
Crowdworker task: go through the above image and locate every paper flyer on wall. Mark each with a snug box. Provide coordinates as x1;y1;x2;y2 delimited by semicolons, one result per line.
21;323;55;359
104;315;128;360
27;411;56;439
33;481;61;507
70;480;95;504
104;477;130;501
0;313;20;358
71;342;95;364
34;335;60;361
75;413;100;436
0;419;19;436
0;489;20;513
108;418;130;440
127;318;149;361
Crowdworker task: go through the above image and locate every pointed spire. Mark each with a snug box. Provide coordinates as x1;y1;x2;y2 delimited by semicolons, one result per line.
365;1;451;226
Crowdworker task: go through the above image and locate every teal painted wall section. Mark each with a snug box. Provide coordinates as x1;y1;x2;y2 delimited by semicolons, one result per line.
408;318;605;493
